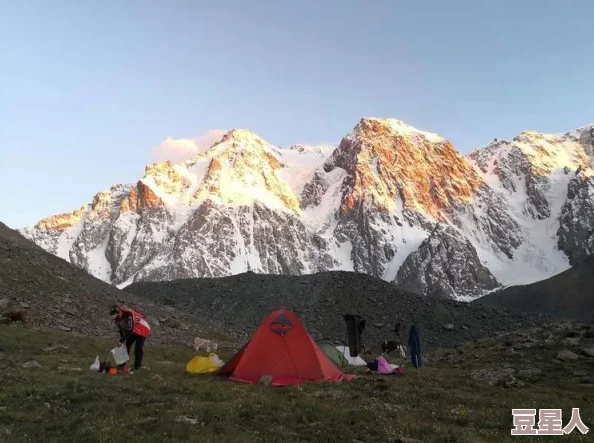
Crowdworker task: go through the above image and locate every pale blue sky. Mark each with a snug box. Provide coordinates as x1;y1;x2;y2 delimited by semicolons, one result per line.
1;1;593;228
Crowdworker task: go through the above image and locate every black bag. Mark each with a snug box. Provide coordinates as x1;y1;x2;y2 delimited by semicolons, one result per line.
344;314;366;357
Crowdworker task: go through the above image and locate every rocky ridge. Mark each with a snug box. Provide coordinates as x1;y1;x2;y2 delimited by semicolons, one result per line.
0;221;232;345
126;271;554;351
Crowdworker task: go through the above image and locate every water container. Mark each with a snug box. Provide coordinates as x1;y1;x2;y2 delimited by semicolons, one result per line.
111;346;129;365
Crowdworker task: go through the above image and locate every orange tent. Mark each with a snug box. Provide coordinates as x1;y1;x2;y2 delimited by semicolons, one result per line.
218;309;355;386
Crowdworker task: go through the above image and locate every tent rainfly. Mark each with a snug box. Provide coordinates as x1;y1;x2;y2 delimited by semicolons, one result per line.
217;309;355;386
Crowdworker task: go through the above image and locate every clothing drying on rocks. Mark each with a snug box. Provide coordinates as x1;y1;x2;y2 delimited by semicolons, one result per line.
110;304;151;371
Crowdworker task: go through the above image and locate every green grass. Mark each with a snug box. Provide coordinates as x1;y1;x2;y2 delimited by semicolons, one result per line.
0;324;593;442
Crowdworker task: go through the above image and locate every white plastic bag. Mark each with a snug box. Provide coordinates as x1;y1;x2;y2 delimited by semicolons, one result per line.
90;356;100;371
111;346;129;365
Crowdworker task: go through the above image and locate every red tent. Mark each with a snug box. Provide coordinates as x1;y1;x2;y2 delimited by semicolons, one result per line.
218;309;355;386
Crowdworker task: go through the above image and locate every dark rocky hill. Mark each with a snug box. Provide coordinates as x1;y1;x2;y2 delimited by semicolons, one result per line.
0;221;230;345
475;257;594;321
126;271;553;351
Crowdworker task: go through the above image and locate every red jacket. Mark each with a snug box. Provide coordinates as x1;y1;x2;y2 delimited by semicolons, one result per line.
116;306;151;339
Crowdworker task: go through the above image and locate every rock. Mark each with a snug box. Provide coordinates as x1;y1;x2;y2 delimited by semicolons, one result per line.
178;322;190;331
23;360;41;369
443;323;455;331
163;297;175;306
19;302;30;309
471;366;515;386
573;370;588;377
505;376;525;388
162;318;181;329
175;416;198;425
259;375;273;386
461;325;469;330
158;317;168;323
146;316;160;328
556;350;579;362
43;343;69;352
0;317;11;324
58;326;72;332
373;323;384;329
0;298;9;310
151;374;164;383
70;368;82;372
563;337;581;346
582;347;594;357
65;308;78;317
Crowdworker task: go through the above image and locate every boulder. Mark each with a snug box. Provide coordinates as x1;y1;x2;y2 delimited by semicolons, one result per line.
556;350;579;362
563;337;581;346
162;318;181;329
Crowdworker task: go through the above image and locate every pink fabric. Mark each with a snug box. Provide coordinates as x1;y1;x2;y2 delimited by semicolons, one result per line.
376;356;394;374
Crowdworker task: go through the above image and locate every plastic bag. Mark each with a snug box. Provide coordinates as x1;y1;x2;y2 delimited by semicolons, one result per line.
90;356;100;371
111;346;129;365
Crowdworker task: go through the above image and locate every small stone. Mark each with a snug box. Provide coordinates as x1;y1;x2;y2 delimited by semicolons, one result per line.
23;360;41;369
70;368;82;372
163;297;175;306
259;375;273;386
0;298;9;310
43;343;69;352
175;416;198;425
573;370;588;377
178;322;190;331
461;325;469;330
443;323;455;331
58;326;72;332
65;308;78;317
158;317;168;323
557;350;579;362
19;302;30;309
373;323;384;329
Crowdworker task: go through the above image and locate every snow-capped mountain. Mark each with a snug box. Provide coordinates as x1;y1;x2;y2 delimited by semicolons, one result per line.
20;119;594;300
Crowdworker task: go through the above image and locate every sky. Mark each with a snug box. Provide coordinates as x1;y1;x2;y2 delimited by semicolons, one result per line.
1;0;593;228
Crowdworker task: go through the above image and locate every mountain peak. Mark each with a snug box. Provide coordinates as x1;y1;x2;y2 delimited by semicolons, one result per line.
219;129;266;146
322;117;482;219
354;117;444;144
